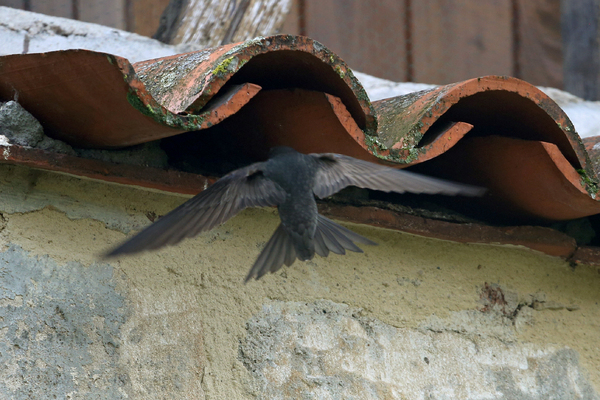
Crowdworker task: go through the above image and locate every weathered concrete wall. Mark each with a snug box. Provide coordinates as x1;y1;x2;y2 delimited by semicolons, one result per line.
1;163;600;399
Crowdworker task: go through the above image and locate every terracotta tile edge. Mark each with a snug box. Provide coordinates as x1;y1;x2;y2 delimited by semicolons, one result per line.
318;203;578;259
0;145;214;195
371;76;594;180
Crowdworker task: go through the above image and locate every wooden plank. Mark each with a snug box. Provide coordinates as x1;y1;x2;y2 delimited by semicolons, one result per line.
154;0;292;47
412;0;512;84
0;0;26;8
129;0;171;37
517;0;562;88
304;0;408;82
280;0;300;35
30;0;74;19
561;0;600;100
77;0;126;30
231;0;292;44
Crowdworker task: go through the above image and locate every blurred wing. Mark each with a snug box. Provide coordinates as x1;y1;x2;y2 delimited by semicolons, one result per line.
104;162;286;257
244;223;297;283
311;153;485;198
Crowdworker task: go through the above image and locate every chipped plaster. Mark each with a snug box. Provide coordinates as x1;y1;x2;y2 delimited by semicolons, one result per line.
1;163;600;398
0;245;130;398
241;300;599;399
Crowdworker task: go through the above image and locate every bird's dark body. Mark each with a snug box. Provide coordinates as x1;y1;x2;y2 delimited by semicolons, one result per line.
263;148;319;261
104;146;484;282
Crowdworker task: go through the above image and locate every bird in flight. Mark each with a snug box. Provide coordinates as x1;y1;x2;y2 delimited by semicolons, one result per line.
104;147;484;282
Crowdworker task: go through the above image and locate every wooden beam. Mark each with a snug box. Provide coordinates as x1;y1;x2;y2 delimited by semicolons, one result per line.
154;0;292;47
128;0;171;37
516;0;563;88
303;0;409;82
561;0;600;100
76;0;126;30
30;0;74;19
0;0;26;8
412;0;513;85
280;0;301;36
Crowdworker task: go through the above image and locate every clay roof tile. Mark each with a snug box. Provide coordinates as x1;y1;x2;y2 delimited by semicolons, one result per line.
1;34;599;264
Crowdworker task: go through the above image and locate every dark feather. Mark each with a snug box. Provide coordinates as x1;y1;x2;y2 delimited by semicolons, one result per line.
104;162;286;258
310;153;485;199
316;215;377;254
317;223;346;255
318;215;377;246
245;224;294;282
313;228;329;258
318;216;364;252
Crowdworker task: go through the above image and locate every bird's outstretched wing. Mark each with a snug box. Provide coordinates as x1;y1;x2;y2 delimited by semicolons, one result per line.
310;153;485;198
104;162;286;258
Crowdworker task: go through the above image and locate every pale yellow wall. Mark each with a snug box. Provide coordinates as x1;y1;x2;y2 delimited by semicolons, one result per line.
1;163;599;399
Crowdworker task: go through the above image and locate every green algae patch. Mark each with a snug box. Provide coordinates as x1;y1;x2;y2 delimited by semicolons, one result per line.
126;91;156;119
335;65;346;79
126;89;207;131
212;56;240;79
577;169;599;198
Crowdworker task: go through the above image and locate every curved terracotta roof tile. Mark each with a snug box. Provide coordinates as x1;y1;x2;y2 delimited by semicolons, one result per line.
370;76;590;170
2;36;600;258
583;135;600;178
0;35;375;148
427;135;600;221
367;76;600;221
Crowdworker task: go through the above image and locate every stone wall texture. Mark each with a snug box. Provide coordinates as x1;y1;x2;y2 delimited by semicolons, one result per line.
1;163;599;399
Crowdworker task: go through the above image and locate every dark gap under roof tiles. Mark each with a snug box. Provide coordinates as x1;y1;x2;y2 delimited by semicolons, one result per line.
1;34;599;264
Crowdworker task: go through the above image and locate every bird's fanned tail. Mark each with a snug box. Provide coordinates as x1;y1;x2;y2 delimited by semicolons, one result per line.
245;224;296;282
314;214;377;257
244;215;377;282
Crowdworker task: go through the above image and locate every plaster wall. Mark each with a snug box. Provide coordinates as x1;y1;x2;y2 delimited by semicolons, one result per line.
0;163;599;399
